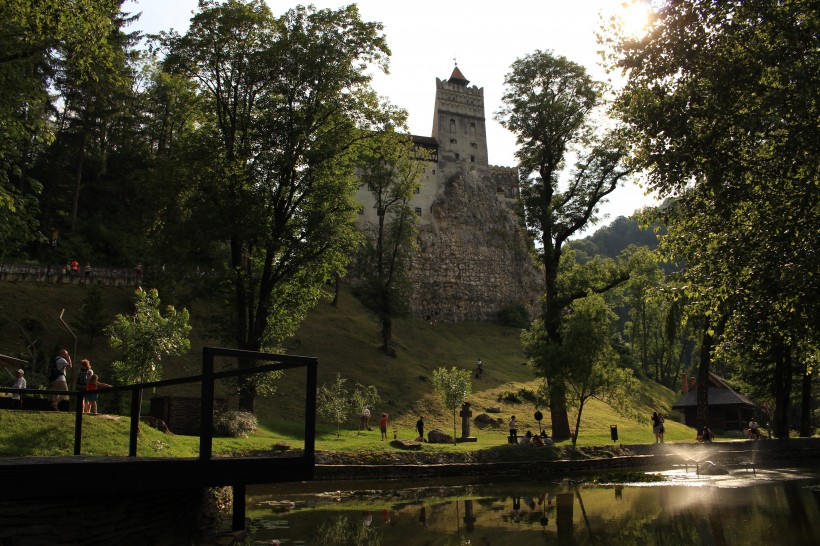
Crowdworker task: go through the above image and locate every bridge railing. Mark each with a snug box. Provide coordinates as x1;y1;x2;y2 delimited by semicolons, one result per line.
0;347;318;464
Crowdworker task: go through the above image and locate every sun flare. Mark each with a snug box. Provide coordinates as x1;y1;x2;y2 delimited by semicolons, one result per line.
617;1;651;38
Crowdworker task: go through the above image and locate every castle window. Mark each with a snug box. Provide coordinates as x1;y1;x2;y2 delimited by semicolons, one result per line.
470;122;476;136
449;119;456;132
413;187;420;194
357;206;364;215
415;207;422;216
432;169;436;175
470;155;475;163
470;142;477;148
455;153;460;160
450;139;457;144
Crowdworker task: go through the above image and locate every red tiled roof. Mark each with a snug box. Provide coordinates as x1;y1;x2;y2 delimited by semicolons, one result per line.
448;66;469;86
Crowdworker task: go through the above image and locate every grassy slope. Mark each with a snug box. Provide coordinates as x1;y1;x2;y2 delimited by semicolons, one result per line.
0;281;695;456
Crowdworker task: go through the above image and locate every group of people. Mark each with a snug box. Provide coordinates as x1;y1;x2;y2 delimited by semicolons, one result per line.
509;416;553;447
360;408;393;441
46;349;112;413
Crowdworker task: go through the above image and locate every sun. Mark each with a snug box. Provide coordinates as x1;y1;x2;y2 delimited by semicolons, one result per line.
617;1;651;38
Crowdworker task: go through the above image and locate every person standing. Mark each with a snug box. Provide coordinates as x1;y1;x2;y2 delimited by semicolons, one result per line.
658;413;665;443
360;407;371;431
509;415;518;443
475;358;483;378
85;374;112;415
651;412;661;443
76;359;93;413
416;416;425;441
11;369;26;406
50;349;72;410
379;412;389;441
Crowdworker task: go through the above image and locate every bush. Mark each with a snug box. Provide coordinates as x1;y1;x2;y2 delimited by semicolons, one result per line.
495;303;531;328
214;411;258;438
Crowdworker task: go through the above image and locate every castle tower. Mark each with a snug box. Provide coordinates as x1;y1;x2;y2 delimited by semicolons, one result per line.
431;66;489;177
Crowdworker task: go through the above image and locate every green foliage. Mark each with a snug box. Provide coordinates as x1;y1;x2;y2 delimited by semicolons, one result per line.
352;129;423;356
106;288;191;384
314;515;381;546
496;49;634;440
213;411;258;438
160;1;396;410
495;303;531;328
432;366;473;442
317;373;381;435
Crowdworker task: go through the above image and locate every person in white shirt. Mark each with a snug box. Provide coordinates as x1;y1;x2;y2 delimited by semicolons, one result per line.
11;369;26;402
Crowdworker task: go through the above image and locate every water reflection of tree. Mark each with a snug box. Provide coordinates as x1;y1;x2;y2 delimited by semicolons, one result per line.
315;515;381;546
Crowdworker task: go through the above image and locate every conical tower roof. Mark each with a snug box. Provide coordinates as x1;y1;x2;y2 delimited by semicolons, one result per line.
448;65;469;86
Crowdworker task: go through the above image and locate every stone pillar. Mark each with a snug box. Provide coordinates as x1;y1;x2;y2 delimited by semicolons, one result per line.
456;402;477;442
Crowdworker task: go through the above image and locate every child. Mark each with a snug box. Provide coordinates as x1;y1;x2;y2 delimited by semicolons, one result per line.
76;359;93;413
85;374;112;415
379;413;389;441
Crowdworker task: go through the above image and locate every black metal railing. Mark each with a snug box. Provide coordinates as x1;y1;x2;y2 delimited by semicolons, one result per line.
0;347;318;462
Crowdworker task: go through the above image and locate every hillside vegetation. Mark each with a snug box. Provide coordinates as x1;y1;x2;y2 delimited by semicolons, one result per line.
0;281;693;452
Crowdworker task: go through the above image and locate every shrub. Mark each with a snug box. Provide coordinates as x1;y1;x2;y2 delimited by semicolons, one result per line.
214;411;258;438
498;390;522;404
495;303;531;328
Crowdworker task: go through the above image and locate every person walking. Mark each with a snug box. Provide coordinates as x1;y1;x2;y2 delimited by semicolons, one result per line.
360;407;371;431
76;359;93;413
49;349;72;410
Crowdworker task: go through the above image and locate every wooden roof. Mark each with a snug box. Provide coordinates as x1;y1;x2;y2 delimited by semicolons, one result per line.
672;372;756;409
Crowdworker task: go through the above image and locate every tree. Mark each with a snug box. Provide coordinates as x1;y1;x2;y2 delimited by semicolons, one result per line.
317;373;350;435
352;128;423;356
75;284;108;348
106;288;191;384
0;0;123;254
317;373;380;435
495;51;633;440
431;366;473;443
162;1;394;412
562;294;638;445
606;0;820;436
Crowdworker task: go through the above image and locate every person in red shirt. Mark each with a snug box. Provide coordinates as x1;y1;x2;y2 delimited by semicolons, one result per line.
379;413;389;441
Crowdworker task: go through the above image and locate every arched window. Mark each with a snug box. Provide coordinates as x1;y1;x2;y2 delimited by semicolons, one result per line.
449;119;456;132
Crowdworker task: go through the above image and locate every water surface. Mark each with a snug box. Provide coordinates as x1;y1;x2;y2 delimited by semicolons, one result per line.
247;468;820;545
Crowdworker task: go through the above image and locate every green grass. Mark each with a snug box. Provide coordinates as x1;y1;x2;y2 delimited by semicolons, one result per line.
0;281;702;458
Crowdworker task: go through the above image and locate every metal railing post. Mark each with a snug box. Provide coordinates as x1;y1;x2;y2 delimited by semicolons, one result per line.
74;392;84;455
200;347;215;462
129;387;141;457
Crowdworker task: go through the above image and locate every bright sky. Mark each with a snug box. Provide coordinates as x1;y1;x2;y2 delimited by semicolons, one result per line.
127;0;658;227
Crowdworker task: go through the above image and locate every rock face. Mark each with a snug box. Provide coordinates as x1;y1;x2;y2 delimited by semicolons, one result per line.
427;428;454;444
409;168;542;323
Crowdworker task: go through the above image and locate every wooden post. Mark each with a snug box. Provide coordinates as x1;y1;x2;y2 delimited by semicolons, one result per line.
200;347;215;462
232;484;246;531
129;388;141;457
74;392;84;455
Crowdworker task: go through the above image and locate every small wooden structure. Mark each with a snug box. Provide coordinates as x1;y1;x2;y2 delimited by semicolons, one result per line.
673;372;757;431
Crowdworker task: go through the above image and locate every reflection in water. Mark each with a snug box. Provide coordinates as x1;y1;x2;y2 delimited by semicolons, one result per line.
248;470;820;545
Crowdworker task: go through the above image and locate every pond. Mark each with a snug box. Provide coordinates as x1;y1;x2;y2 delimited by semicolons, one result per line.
245;468;820;545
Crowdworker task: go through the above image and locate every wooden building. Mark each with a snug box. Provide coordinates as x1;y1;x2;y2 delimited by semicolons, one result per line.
672;372;757;431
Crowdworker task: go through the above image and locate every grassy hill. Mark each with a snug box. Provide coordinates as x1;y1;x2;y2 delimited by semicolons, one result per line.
0;280;694;452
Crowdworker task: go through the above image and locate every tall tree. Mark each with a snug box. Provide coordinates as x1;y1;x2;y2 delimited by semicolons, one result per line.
431;366;473;444
353;128;423;356
607;0;820;436
495;51;633;440
163;1;393;412
0;0;122;255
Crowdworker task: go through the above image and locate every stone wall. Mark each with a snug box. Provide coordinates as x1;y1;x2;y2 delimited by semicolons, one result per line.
408;166;542;323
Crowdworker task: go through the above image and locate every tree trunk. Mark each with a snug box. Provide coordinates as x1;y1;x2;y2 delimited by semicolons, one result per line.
773;339;792;438
70;133;88;232
332;274;340;307
696;322;713;435
380;313;395;357
800;361;812;437
549;381;571;441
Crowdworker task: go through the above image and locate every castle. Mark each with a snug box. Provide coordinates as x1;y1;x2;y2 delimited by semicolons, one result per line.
355;66;541;323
